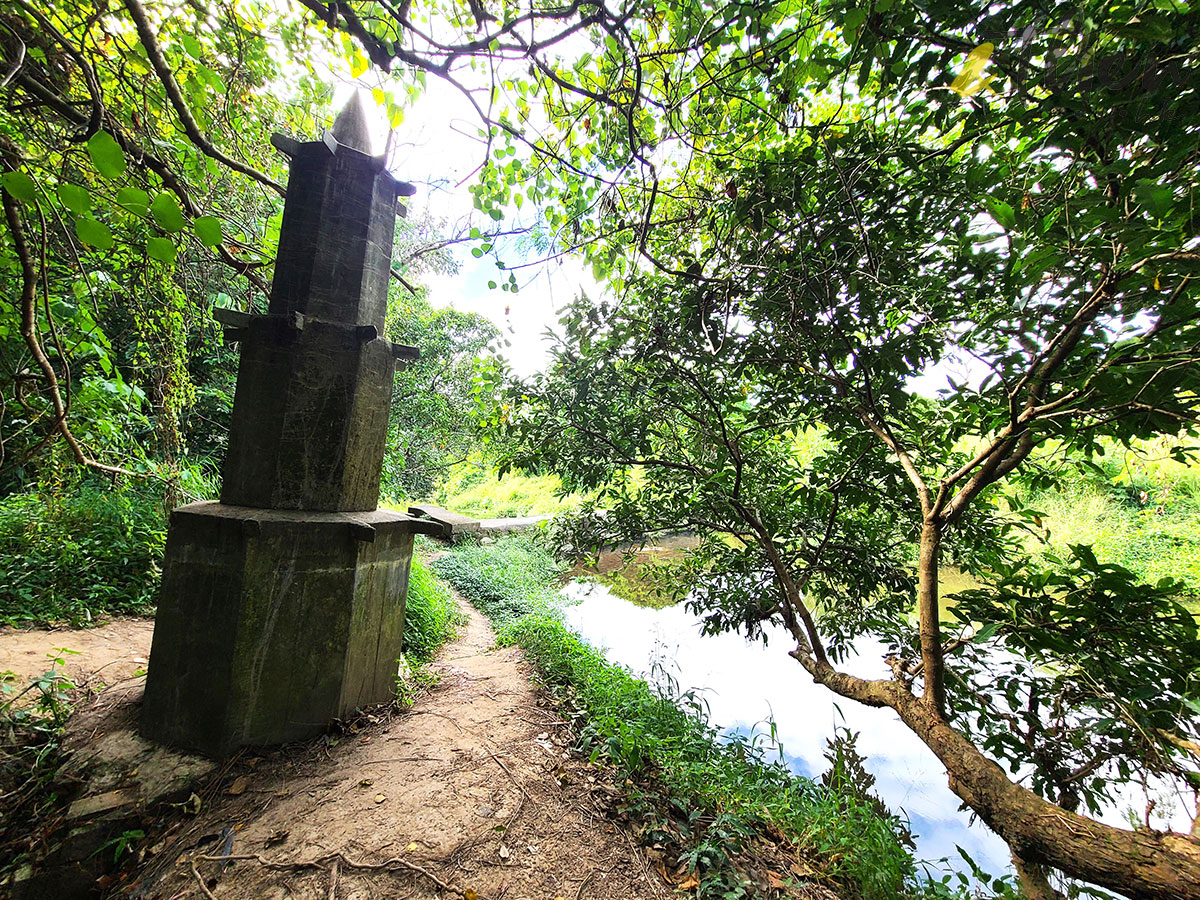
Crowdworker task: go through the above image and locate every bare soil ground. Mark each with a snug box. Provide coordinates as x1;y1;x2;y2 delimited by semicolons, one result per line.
3;595;674;900
0;618;154;692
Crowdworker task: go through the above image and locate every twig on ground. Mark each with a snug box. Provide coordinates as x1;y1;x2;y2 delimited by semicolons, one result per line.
483;743;540;811
574;868;598;900
191;857;219;900
411;710;465;731
197;850;474;899
327;857;339;900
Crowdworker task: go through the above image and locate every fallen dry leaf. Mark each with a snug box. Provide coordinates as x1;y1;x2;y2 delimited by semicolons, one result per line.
227;776;249;796
676;873;700;891
373;793;386;804
790;860;815;878
406;842;418;852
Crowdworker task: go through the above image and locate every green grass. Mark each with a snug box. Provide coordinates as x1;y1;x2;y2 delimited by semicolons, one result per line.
395;556;464;705
402;557;464;663
1018;449;1200;600
0;479;168;626
433;464;585;518
433;534;920;900
431;534;564;626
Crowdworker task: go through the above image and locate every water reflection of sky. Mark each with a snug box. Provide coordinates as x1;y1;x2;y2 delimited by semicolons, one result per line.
559;581;1192;885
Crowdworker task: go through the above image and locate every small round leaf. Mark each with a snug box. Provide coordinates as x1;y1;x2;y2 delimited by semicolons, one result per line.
58;183;92;216
87;131;127;179
192;216;223;248
116;187;151;214
1;171;38;202
75;217;114;251
147;236;178;264
150;192;186;232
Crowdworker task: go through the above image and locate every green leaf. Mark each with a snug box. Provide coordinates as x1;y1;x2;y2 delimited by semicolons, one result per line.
58;183;91;216
1134;181;1173;219
193;216;223;248
87;131;127;179
1;171;37;202
180;33;203;59
75;217;114;251
116;187;151;214
985;197;1016;230
151;193;186;232
147;236;178;264
973;622;1000;643
843;8;867;35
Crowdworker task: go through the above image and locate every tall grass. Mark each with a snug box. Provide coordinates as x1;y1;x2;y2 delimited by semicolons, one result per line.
433;464;584;518
0;479;168;626
402;558;462;663
433;535;919;900
1019;446;1200;597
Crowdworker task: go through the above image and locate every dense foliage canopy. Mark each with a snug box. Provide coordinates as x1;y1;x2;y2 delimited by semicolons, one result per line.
462;0;1200;897
4;0;1200;897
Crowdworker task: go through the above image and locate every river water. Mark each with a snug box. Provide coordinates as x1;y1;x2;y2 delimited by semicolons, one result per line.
559;580;1191;884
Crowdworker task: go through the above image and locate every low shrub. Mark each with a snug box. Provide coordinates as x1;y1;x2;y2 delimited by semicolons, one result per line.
0;479;168;626
431;534;563;628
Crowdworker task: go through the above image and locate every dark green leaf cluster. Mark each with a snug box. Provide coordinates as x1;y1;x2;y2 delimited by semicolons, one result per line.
0;477;167;625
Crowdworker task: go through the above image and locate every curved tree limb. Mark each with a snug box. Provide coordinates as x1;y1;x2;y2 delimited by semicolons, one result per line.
121;0;285;197
2;189;137;479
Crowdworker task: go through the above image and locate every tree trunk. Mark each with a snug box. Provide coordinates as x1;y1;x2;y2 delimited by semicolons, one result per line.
916;519;945;716
894;694;1200;900
1012;849;1065;900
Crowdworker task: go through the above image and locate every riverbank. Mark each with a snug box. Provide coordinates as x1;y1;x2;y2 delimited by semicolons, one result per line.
432;535;926;900
3;539;976;900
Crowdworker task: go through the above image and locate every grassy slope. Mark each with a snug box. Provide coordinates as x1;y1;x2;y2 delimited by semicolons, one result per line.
1015;443;1200;600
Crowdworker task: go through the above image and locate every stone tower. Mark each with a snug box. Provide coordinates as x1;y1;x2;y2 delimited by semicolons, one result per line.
142;97;438;756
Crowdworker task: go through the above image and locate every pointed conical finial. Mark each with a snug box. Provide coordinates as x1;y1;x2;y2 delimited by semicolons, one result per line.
330;91;374;154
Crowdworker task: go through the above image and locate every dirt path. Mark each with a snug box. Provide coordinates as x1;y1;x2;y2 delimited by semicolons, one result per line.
113;594;669;900
0;619;154;692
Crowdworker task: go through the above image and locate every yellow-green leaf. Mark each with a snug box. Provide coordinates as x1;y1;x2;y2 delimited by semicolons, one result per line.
180;34;203;60
950;43;995;97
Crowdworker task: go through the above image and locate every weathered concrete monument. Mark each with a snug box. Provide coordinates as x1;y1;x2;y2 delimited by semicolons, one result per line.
142;97;438;756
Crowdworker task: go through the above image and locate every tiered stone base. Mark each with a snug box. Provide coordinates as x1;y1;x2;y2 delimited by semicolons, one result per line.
141;502;437;756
